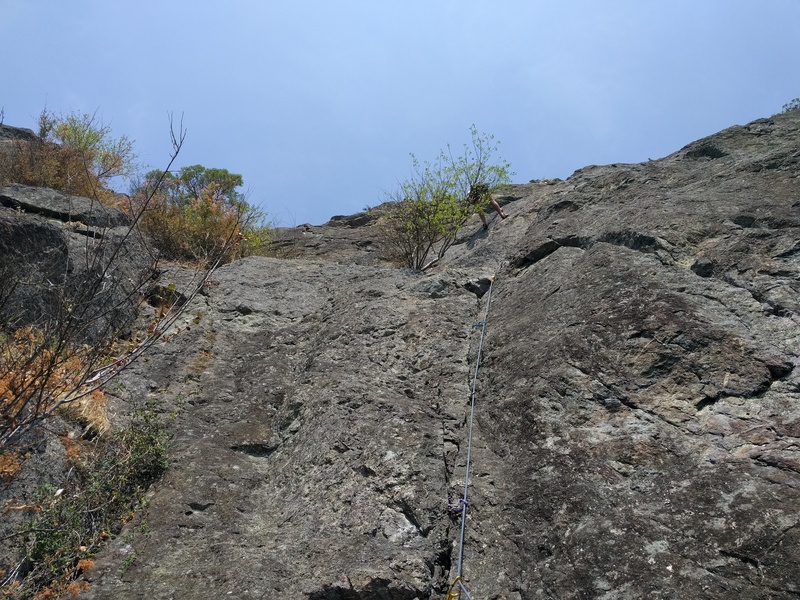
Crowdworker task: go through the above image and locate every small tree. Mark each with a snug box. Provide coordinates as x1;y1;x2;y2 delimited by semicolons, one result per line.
50;110;137;184
382;126;513;269
444;125;513;202
782;98;800;113
128;165;271;266
382;155;463;270
0;109;137;200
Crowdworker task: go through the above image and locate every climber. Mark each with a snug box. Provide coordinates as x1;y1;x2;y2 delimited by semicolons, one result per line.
468;182;508;230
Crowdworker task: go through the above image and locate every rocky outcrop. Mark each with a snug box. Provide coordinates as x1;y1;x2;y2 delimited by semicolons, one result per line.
269;206;391;266
432;113;800;598
0;183;131;228
0;124;37;146
74;109;800;599
82;257;476;599
3;111;798;599
0;182;157;580
0;183;152;342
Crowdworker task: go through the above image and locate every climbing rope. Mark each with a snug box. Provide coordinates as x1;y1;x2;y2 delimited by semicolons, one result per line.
449;276;495;598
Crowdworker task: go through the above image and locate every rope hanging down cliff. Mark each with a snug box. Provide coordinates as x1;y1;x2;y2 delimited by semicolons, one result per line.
448;276;495;600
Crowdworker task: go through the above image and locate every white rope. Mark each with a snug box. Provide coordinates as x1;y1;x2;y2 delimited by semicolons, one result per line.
455;277;495;581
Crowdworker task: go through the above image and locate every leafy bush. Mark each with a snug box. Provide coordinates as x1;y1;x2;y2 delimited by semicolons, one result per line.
127;165;271;266
0;109;136;202
445;126;513;201
382;155;466;270
382;126;512;269
782;98;800;113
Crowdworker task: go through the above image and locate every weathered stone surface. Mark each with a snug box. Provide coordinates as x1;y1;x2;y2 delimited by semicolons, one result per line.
0;183;131;228
269;206;392;266
0;184;156;575
0;124;37;144
0;185;152;342
82;257;482;599
15;110;800;598
432;111;800;598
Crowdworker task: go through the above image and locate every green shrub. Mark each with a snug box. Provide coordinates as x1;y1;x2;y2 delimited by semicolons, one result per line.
128;165;271;266
0;109;136;202
382;126;512;269
4;404;168;599
782;98;800;113
382;157;467;270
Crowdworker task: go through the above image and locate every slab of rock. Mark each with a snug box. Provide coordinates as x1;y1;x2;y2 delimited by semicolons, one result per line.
269;206;393;266
434;110;800;598
0;184;152;342
54;109;800;598
82;257;483;599
0;183;131;228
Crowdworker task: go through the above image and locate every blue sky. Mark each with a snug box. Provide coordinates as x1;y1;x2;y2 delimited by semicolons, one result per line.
2;1;799;225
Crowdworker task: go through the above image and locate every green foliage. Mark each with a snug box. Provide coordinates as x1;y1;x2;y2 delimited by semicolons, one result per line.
383;126;513;269
445;125;513;199
5;404;168;598
0;108;137;200
129;164;272;266
52;111;137;183
384;156;465;270
782;98;800;113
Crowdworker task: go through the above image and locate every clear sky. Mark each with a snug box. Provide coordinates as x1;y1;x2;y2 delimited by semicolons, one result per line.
2;1;798;225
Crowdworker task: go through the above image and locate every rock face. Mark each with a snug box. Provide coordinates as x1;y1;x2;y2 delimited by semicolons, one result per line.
0;183;131;228
269;206;393;267
0;124;37;146
0;181;156;578
0;183;152;342
82;257;478;599
28;110;800;598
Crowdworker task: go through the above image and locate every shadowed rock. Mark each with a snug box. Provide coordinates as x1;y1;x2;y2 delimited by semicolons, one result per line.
0;184;152;342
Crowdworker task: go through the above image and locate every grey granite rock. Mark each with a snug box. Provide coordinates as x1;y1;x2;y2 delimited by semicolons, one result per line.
19;110;800;598
0;183;131;228
0;195;152;343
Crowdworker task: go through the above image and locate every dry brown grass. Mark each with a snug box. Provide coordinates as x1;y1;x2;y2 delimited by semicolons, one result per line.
0;449;26;482
0;138;111;202
57;389;110;439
